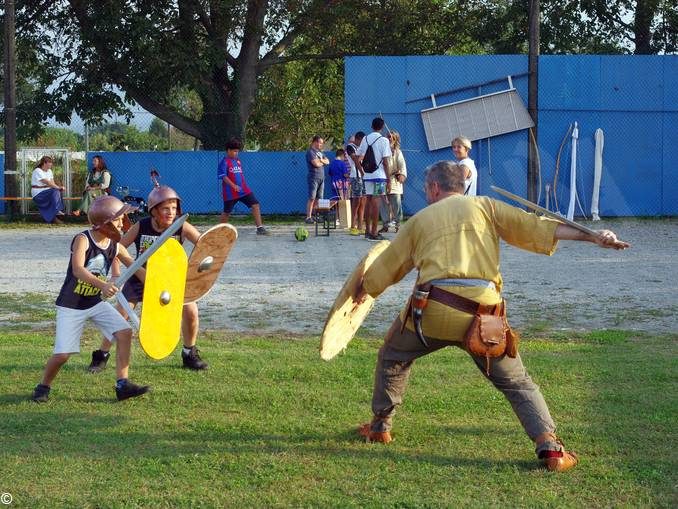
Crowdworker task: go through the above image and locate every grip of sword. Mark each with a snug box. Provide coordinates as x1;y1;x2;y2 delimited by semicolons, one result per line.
116;293;140;330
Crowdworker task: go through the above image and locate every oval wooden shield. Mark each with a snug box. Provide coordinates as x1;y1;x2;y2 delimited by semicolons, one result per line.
319;240;390;360
139;238;188;359
184;223;238;304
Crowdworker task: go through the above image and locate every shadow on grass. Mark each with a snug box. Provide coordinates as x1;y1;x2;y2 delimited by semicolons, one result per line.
0;409;538;470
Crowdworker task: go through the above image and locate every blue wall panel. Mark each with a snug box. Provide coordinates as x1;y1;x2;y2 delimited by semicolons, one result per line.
540;55;602;111
94;150;309;215
600;56;664;112
663;113;678;215
3;55;675;218
345;54;676;217
0;153;4;214
664;58;678;108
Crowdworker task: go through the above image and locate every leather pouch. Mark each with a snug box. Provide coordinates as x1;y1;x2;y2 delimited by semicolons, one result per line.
463;300;518;375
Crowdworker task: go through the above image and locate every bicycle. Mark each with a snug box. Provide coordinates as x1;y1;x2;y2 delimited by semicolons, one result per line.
114;168;161;228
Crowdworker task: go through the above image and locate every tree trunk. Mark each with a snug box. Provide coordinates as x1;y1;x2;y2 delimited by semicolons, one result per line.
634;0;660;54
198;109;244;150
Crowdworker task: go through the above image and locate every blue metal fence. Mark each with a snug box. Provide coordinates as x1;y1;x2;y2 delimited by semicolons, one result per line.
95;150;310;215
3;55;676;217
0;153;4;213
345;54;678;217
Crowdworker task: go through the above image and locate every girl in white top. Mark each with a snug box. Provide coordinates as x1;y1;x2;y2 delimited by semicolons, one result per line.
379;131;407;233
451;136;478;196
31;155;66;224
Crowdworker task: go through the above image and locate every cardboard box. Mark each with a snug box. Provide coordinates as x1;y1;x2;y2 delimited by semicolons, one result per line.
336;200;351;229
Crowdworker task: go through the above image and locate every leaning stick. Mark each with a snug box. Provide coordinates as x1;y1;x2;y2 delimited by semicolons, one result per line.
491;186;598;236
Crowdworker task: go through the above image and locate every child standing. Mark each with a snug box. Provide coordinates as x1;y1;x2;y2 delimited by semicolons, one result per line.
218;137;269;235
88;185;209;372
328;148;351;201
32;195;150;402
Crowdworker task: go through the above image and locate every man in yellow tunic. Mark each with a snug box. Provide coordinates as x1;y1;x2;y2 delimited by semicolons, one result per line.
355;161;629;472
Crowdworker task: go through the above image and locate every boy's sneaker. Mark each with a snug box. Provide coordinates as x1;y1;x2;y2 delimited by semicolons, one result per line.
367;234;386;242
88;349;110;373
115;380;151;401
349;228;360;236
378;225;389;234
304;217;315;224
182;346;208;370
32;384;51;403
256;226;270;235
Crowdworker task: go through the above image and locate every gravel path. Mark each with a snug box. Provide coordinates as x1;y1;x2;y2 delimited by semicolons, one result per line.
1;218;676;335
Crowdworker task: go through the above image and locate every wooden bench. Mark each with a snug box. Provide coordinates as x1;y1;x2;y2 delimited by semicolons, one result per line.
0;196;80;200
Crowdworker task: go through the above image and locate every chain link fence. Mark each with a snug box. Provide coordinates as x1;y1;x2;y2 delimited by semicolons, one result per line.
3;55;676;217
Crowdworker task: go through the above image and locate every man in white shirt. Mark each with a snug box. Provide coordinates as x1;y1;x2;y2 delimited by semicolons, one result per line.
357;118;391;241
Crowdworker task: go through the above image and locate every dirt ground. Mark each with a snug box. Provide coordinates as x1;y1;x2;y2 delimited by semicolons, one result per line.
1;217;676;336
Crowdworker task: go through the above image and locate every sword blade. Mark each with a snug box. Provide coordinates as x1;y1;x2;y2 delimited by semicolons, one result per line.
116;214;188;289
116;292;140;330
490;186;598;236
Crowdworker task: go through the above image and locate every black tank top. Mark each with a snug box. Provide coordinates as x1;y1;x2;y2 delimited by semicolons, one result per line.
133;217;184;264
55;231;118;309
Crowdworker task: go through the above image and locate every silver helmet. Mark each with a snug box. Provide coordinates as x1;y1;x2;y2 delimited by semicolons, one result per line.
147;185;182;215
88;195;137;241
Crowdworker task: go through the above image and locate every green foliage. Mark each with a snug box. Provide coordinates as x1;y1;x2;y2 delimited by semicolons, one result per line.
0;329;676;507
4;1;676;153
87;123;166;151
18;127;84;151
248;58;346;151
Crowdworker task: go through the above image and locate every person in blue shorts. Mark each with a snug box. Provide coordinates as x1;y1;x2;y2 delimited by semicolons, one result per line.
218;137;269;235
305;135;330;224
328;148;351;200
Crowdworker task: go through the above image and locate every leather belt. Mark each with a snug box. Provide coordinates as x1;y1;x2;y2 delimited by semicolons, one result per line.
429;278;496;291
32;185;49;188
427;286;499;316
406;282;501;348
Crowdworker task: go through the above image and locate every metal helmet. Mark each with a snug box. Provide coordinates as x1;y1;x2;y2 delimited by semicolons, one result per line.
88;195;138;241
147;185;182;215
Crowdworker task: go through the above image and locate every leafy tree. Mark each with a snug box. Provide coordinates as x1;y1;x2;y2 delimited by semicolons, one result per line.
5;0;675;154
475;0;677;54
22;127;84;150
580;0;678;54
9;0;492;151
247;57;345;151
86;123;167;151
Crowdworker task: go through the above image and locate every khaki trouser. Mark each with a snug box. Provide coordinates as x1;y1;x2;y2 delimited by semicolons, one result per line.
369;317;556;442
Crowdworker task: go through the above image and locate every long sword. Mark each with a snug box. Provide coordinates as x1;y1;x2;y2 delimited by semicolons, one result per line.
490;186;598;236
113;214;188;329
116;214;188;288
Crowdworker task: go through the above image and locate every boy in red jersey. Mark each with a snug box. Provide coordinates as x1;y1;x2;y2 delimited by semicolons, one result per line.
218;137;269;235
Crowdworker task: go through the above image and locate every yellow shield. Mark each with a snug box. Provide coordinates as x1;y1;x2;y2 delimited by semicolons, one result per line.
320;240;390;360
139;238;188;359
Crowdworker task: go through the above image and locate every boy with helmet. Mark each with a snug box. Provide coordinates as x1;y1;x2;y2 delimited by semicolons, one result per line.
32;196;150;402
89;185;208;371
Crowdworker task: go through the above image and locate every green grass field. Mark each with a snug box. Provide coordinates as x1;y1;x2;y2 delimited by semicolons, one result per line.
1;326;676;508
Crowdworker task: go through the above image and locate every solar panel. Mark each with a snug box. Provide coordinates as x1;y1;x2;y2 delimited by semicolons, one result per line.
421;88;535;151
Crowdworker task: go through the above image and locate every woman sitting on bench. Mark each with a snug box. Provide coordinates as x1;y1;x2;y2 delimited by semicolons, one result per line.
31;156;66;224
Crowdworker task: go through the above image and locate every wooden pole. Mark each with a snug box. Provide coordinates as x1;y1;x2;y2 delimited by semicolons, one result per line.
527;0;540;203
3;0;18;217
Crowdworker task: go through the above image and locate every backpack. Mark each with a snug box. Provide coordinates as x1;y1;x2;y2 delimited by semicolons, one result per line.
361;135;382;174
